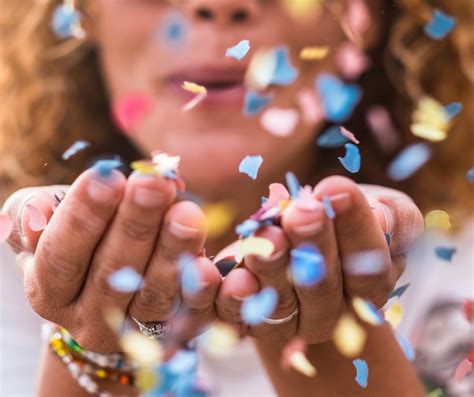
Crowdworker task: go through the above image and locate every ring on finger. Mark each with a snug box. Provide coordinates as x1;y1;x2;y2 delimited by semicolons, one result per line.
262;307;299;325
131;316;171;339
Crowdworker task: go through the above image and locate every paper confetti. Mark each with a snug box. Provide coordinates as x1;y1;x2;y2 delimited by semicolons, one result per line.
240;236;275;259
336;42;371;80
339;127;360;145
158;11;188;48
24;204;47;232
384;302;403;328
243;91;272;117
108;267;142;293
121;331;163;366
454;358;472;382
241;287;278;325
353;359;368;388
281;0;322;19
346;0;371;36
352;297;384;326
271;46;299;86
435;246;457;261
0;214;13;244
260;107;299;137
468;167;474;183
182;81;207;95
281;338;317;377
297;89;324;125
396;333;415;361
290;244;326;287
178;254;202;296
465;300;474;323
316;126;349;148
62;140;90;160
91;158;122;177
245;49;278;90
333;314;367;357
51;4;83;39
239;155;263;180
444;102;463;119
366;105;400;152
285;172;301;199
199;323;239;355
387;143;432;181
183;92;207;112
226;40;251;61
425;210;451;231
300;46;329;61
424;9;456;40
316;74;362;122
344;250;387;275
112;94;152;133
203;202;236;239
289;352;317;377
235;219;261;238
338;143;361;173
322;195;336;219
411;97;450;142
388;283;410;299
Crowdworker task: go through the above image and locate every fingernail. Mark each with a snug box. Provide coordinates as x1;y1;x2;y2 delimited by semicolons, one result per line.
380;202;394;235
169;221;200;239
292;221;324;237
18;193;38;237
133;187;165;208
232;294;252;302
259;248;287;262
329;193;352;213
24;204;47;232
87;178;118;203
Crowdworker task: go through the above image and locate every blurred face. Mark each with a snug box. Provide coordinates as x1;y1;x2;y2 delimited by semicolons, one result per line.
90;0;365;196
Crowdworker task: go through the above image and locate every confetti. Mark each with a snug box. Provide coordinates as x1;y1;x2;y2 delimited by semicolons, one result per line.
24;204;47;232
396;333;415;361
260;107;299;137
91;158;122;177
316;126;349;148
62;140;90;160
183;92;207;112
158;11;188;48
316;74;362;122
243;91;272;117
425;210;451;231
322;195;335;219
464;300;474;323
199;323;239;356
108;267;143;293
366;105;400;152
290;244;326;287
226;40;251;61
444;102;463;119
263;183;290;210
387;143;432;181
0;214;13;244
289;352;317;377
51;4;83;39
281;339;317;377
435;246;457;261
239;155;263;180
179;254;202;296
245;49;278;90
235;219;261;238
424;9;456;40
388;283;410;299
182;81;207;95
384;302;403;328
203;202;236;239
336;42;371;80
132;152;181;178
344;250;387;275
294;186;318;211
271;46;299;86
455;358;472;382
297;89;324;125
240;236;275;259
121;331;163;366
241;287;278;325
352;297;384;326
339;127;360;145
281;0;322;19
346;0;371;36
333;314;367;357
285;171;301;199
338;143;361;173
299;46;329;60
112;94;152;133
411;97;450;142
353;359;368;388
468;167;474;183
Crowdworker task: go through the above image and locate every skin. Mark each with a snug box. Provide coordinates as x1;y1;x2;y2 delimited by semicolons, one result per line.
3;0;426;395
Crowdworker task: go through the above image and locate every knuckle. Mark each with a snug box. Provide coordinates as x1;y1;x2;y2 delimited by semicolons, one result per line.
120;217;157;242
67;201;108;236
92;259;122;298
133;282;177;317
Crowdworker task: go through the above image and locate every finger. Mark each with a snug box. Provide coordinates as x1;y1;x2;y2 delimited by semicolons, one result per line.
244;226;298;340
313;176;395;308
281;198;344;342
24;169;126;310
128;200;207;322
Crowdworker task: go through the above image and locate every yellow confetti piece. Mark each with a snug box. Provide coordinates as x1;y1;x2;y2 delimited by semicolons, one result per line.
425;210;451;231
240;236;275;258
182;81;207;94
281;0;322;19
352;297;383;326
427;388;444;397
411;97;450;142
384;302;403;328
121;331;164;366
289;351;317;377
333;314;367;357
199;323;239;355
203;202;237;239
279;199;291;212
131;160;158;175
135;367;158;392
299;46;329;60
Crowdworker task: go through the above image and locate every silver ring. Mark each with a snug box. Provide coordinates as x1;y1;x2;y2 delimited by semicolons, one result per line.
262;307;299;325
131;316;170;339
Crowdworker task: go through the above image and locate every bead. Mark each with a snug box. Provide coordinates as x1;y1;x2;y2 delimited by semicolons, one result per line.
119;374;129;385
96;369;107;379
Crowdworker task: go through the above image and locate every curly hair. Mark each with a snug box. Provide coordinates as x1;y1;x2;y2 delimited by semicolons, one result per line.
0;0;472;221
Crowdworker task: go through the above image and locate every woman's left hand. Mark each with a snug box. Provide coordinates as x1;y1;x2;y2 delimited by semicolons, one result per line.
215;176;424;343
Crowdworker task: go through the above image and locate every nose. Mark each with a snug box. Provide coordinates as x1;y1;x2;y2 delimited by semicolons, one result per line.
185;0;261;26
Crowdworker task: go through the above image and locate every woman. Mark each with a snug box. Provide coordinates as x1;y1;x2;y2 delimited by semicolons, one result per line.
0;0;472;396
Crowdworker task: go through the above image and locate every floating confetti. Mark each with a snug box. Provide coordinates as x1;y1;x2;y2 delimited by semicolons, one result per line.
352;297;384;326
339;127;360;144
384;302;403;328
24;204;47;232
366;105;400;152
455;358;472;382
0;214;13;244
243;91;272;117
338;143;361;173
285;172;301;199
109;267;142;293
203;202;236;239
183;92;207;112
132;152;181;178
112;94;152;133
264;183;290;210
281;0;322;19
158;11;188;48
333;314;367;357
179;254;202;296
245;49;278;90
297;89;324;125
182;81;207;95
199;323;239;356
290;244;326;287
344;250;387;275
468;167;474;183
322;195;335;219
121;331;163;366
281;338;317;377
464;300;474;323
316;126;349;148
444;102;463;119
294;186;318;211
51;4;83;39
387;143;432;181
396;333;415;361
239;155;263;180
241;287;278;325
240;236;275;259
424;9;456;40
91;158;122;177
336;42;371;80
226;40;251;61
260;107;299;137
346;0;371;36
435;246;457;261
316;74;361;123
353;359;368;388
388;283;410;299
425;210;451;231
62;140;90;160
300;46;329;60
271;46;299;86
411;97;450;142
235;219;261;238
289;352;317;377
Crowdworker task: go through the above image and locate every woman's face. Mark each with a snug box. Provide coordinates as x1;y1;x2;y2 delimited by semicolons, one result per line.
91;0;359;194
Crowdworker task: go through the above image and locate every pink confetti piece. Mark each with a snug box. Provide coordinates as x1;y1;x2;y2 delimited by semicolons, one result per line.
295;186;319;211
183;92;207;112
0;214;13;243
263;183;290;210
260;107;300;137
346;0;371;37
24;204;48;232
340;126;360;144
454;358;472;382
366;105;400;153
336;42;371;80
297;89;324;125
112;94;153;133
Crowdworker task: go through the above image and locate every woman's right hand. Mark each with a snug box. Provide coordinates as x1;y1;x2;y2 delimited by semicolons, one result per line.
3;168;221;352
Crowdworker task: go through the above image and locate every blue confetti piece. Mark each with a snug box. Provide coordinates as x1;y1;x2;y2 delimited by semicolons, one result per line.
243;91;272;117
384;233;392;246
467;167;474;183
167;350;199;374
338;143;361;173
387;143;432;181
91;159;122;177
322;195;336;219
316;126;349;148
435;246;457;262
158;12;188;48
108;267;142;293
424;9;456;40
444;102;462;119
316;74;362;122
179;254;202;295
396;334;415;361
388;283;410;299
290;244;326;287
171;374;208;397
241;287;278;325
285;171;301;199
51;4;80;39
226;40;251;61
235;219;261;237
239;155;263;180
270;46;299;86
353;359;368;388
62;140;90;160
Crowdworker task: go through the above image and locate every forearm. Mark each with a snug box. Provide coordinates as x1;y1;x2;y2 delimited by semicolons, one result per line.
255;323;425;397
